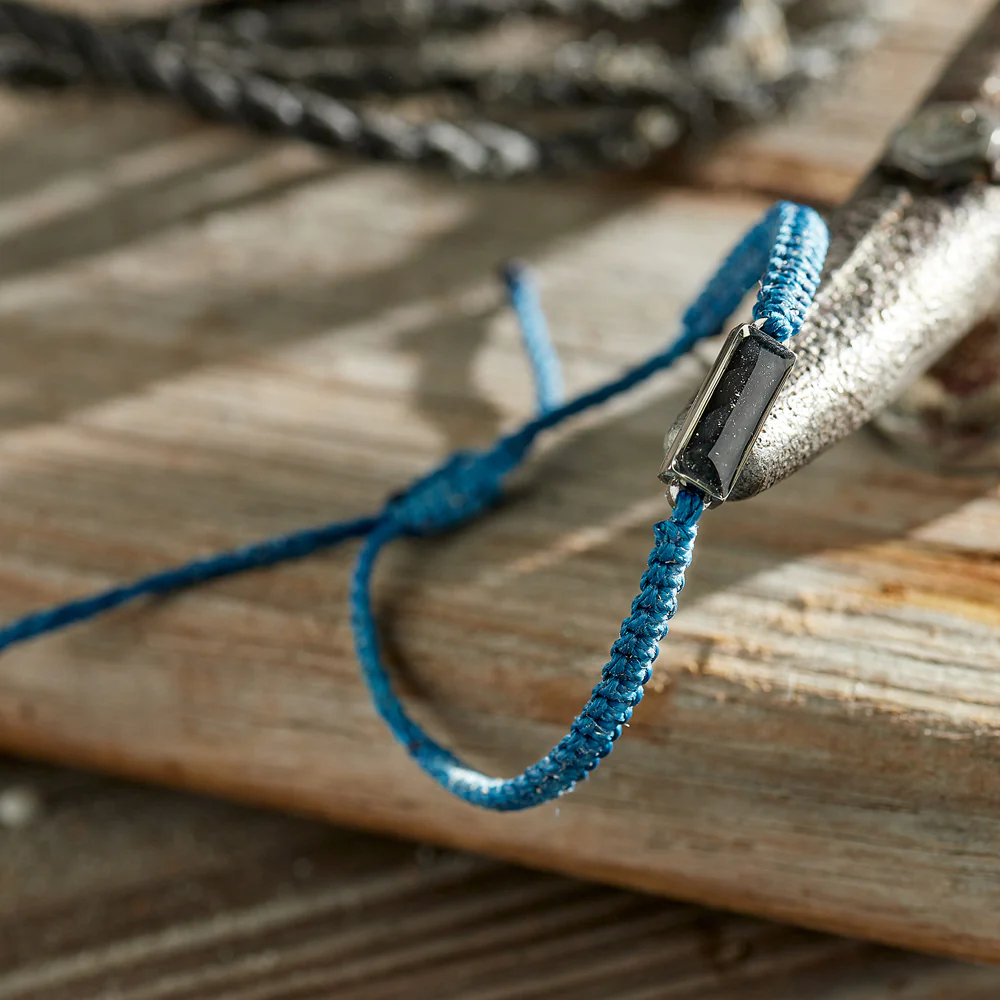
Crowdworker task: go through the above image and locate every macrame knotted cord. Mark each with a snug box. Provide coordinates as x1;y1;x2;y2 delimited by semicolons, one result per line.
0;200;829;810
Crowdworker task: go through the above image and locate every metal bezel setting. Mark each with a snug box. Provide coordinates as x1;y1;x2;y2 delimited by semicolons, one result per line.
659;323;796;507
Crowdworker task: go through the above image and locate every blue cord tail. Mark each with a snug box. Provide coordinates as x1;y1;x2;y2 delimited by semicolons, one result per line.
0;515;378;654
502;259;564;414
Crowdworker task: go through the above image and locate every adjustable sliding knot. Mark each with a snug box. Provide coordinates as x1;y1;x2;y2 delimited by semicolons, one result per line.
383;436;531;537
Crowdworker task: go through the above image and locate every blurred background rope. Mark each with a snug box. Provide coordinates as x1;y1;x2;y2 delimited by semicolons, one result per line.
0;0;878;176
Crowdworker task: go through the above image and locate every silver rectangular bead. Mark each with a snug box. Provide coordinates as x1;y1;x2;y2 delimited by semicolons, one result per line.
659;324;796;505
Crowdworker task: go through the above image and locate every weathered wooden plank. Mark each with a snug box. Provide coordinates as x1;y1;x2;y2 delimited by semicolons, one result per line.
2;758;999;1000
0;0;999;967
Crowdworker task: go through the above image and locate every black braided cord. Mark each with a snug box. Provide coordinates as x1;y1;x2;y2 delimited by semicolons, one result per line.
0;0;876;176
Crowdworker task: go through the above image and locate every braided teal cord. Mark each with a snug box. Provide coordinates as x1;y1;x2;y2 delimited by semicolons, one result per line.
349;200;828;809
752;202;828;342
0;200;828;810
352;489;704;809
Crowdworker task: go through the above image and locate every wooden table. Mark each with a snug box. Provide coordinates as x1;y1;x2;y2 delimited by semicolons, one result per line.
1;0;999;966
3;756;1000;999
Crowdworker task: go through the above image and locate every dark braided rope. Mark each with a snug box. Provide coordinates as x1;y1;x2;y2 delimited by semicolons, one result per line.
0;0;556;176
0;0;705;174
0;0;876;176
129;1;878;127
184;38;708;115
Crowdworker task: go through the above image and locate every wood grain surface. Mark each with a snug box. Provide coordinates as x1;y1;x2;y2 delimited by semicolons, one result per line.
0;0;998;966
3;756;1000;1000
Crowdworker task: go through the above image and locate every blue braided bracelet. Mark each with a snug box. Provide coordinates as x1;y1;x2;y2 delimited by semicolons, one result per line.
0;201;829;811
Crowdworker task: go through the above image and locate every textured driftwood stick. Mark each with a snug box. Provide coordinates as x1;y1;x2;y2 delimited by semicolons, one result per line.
0;0;998;965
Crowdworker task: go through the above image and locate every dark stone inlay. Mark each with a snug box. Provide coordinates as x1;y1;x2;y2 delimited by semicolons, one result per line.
674;328;795;501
